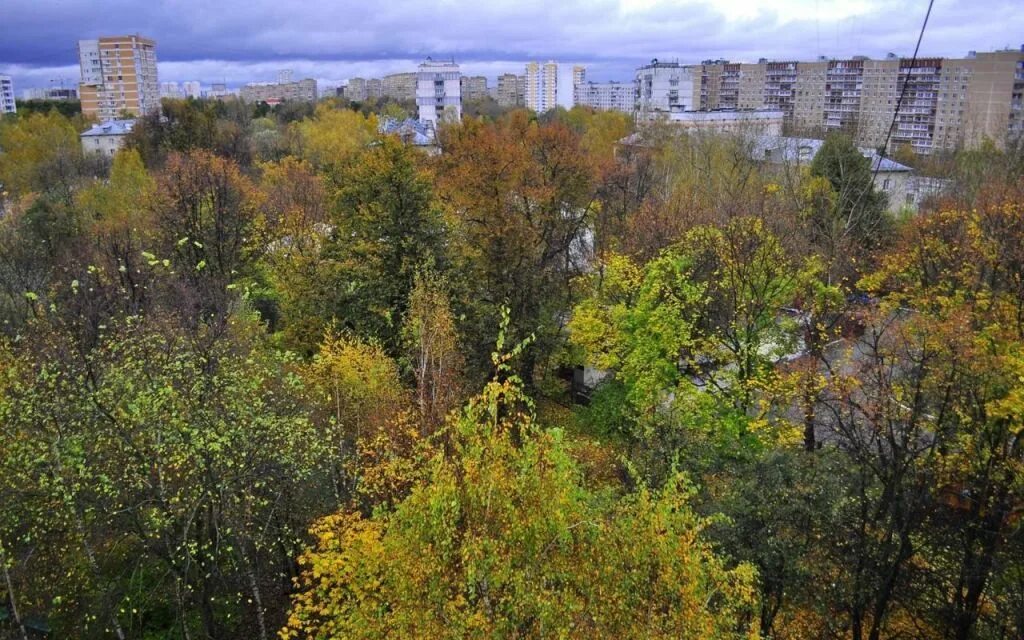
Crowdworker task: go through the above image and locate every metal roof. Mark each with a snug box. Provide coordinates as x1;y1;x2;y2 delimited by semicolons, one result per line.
80;119;136;137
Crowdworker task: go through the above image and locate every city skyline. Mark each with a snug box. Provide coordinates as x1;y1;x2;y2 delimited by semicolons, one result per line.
1;0;1022;97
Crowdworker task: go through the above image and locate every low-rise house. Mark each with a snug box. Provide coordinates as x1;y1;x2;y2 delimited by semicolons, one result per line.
752;136;950;213
80;119;135;156
379;117;439;154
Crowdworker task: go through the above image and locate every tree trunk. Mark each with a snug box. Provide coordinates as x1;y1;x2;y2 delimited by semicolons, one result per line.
1;546;29;640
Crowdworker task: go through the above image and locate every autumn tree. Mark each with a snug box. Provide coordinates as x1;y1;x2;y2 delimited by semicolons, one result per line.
437;114;598;385
282;344;759;639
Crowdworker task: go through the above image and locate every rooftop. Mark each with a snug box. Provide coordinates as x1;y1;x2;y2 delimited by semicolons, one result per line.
80;119;136;137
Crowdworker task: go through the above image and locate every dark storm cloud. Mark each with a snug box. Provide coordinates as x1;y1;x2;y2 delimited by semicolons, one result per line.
1;0;1022;89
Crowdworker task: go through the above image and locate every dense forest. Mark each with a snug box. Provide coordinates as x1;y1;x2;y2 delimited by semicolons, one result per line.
0;96;1022;639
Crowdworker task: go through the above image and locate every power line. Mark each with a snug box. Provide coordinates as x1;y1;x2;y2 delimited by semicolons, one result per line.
871;0;935;189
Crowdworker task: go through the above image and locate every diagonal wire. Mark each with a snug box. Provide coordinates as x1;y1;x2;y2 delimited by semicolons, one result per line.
871;0;936;189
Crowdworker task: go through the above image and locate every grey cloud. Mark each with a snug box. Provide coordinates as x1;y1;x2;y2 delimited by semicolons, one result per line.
1;0;1021;90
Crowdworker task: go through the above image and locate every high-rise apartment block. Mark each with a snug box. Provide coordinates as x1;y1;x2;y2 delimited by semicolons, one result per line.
182;81;201;99
367;78;383;100
654;47;1024;153
160;81;180;98
345;78;368;101
240;78;318;104
575;81;633;113
572;65;586;105
460;76;488;102
78;35;159;121
496;74;525;107
525;61;558;113
382;73;417;101
416;58;461;127
1;76;17;114
635;60;696;118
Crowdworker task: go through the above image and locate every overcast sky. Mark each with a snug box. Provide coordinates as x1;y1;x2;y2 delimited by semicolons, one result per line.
2;0;1022;99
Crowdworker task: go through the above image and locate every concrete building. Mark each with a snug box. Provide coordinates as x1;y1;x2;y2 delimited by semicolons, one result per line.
240;78;317;104
182;81;201;99
460;75;488;102
752;135;949;212
575;81;634;113
345;78;367;101
0;75;15;114
367;78;383;100
382;73;417;101
21;86;78;101
78;35;159;120
674;47;1024;153
416;58;461;127
497;73;524;107
525;61;558;113
380;117;439;154
635;60;696;120
664;109;784;136
572;65;586;105
80;119;135;155
160;81;180;98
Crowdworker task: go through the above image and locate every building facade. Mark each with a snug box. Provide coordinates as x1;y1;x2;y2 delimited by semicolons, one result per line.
240;78;317;104
345;78;367;101
572;65;586;105
78;35;159;120
416;59;461;127
382;73;417;101
635;60;696;120
575;81;633;113
525;61;558;113
460;75;488;102
1;76;17;114
496;73;524;107
668;47;1024;153
182;81;201;99
80;119;135;155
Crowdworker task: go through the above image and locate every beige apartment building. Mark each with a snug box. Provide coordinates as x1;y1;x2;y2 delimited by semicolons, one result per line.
496;73;525;107
681;47;1024;153
525;61;558;113
460;75;488;102
240;78;317;104
78;35;159;120
382;73;417;101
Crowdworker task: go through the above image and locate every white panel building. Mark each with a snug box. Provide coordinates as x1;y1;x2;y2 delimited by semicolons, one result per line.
575;81;634;113
635;60;696;121
0;75;15;114
416;58;461;128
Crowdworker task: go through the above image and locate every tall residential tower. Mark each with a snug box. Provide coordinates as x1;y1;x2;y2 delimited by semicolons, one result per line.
78;35;159;120
0;75;15;114
416;58;461;127
525;61;558;113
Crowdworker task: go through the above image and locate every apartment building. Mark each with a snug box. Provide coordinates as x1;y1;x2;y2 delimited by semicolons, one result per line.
635;60;696;120
367;78;383;100
496;74;524;107
240;78;317;104
160;82;180;98
460;76;488;102
182;81;201;99
525;61;558;113
345;78;367;101
416;58;461;127
571;65;586;105
0;75;15;114
676;46;1024;153
22;87;78;101
575;81;633;113
78;35;159;120
382;73;416;101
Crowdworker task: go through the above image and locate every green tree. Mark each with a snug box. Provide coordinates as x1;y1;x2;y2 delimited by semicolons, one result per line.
282;345;759;639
